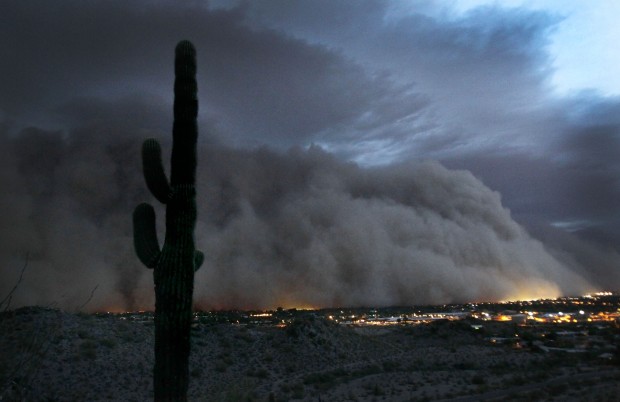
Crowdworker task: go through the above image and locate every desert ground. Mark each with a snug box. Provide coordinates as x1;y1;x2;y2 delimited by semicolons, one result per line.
1;307;619;401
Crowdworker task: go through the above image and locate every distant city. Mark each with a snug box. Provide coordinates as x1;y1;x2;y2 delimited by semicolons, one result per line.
103;291;620;328
98;291;620;361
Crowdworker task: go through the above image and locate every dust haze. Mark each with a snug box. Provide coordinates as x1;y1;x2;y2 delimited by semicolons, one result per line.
1;126;614;311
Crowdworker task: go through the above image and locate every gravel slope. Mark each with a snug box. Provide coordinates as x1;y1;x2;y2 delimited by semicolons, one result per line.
1;307;618;401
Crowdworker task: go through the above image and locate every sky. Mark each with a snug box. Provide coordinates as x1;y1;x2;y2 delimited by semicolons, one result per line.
1;0;620;311
446;0;620;96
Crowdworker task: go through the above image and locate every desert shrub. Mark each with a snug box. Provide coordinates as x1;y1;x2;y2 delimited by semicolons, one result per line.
405;359;423;372
235;330;254;343
215;360;228;373
546;382;565;396
190;367;202;378
116;323;137;342
99;338;116;348
218;380;257;402
304;367;349;390
77;329;92;339
351;364;382;379
382;360;401;372
471;374;485;385
303;372;335;386
371;383;384;396
280;344;294;354
79;340;97;360
488;360;512;374
453;361;477;370
290;382;305;399
246;368;269;379
508;374;526;386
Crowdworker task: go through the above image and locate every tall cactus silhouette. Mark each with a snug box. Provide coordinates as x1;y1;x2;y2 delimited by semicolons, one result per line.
133;40;203;401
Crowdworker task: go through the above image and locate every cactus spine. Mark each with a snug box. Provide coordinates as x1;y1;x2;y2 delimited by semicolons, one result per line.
133;40;203;401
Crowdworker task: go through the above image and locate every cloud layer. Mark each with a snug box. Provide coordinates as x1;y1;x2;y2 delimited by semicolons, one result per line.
1;1;619;310
196;146;594;309
0;127;605;310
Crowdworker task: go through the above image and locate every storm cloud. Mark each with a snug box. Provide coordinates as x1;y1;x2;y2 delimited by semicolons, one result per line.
1;1;619;310
195;146;595;309
0;127;607;310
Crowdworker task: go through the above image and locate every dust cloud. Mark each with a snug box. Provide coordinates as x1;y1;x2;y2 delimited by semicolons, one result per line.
0;128;605;311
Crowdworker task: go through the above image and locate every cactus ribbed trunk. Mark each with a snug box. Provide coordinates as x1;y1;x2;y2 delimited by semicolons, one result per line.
132;40;203;401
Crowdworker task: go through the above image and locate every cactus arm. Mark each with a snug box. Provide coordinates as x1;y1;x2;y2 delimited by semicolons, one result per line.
132;203;161;269
142;139;171;204
194;250;204;272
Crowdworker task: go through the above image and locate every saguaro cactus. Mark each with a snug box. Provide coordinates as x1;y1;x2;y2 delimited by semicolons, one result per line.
133;40;203;401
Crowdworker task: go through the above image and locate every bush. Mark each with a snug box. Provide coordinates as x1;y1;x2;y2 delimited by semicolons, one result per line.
471;374;485;385
79;340;98;360
99;338;116;348
303;372;335;386
215;360;228;373
77;329;92;339
382;361;401;372
246;368;269;379
453;362;477;370
290;383;305;399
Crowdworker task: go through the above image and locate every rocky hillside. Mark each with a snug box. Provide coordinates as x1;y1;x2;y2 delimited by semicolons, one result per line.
1;307;618;401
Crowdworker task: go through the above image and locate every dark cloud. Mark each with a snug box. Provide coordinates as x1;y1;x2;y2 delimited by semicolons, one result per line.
0;1;563;156
0;0;426;152
199;147;594;308
244;2;561;156
0;126;601;310
444;93;620;250
525;222;620;290
1;1;619;310
0;119;148;310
